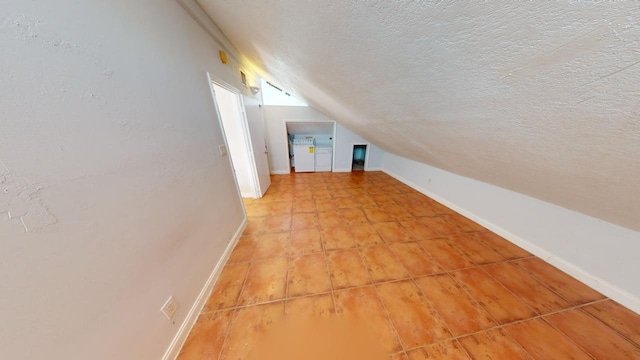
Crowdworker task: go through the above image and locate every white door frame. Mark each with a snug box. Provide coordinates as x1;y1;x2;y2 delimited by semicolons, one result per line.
206;73;246;211
207;73;262;198
350;143;370;171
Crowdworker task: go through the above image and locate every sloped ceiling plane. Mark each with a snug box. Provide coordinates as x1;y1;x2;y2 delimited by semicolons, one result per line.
198;1;640;231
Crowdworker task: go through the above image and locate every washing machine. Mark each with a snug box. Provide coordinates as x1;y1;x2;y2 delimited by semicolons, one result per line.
293;138;315;172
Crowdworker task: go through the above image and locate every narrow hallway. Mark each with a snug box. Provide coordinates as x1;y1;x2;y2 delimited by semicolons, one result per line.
178;172;640;359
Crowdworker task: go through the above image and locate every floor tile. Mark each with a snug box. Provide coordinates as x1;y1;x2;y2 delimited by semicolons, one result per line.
318;211;343;228
399;220;441;241
447;234;504;265
293;190;313;200
245;203;270;217
293;199;316;213
371;194;398;206
291;212;319;230
415;274;496;336
177;310;235;360
459;328;533;359
389;352;409;360
349;222;385;246
238;258;288;306
227;235;258;264
336;196;359;209
359;245;410;283
356;195;378;207
545;309;640;359
290;228;322;255
269;201;293;214
364;207;395;223
430;202;454;215
338;207;368;223
312;189;332;199
252;232;291;260
321;226;356;250
220;302;285;360
404;203;437;217
288;253;331;297
389;242;442;277
316;199;339;212
375;221;414;243
334;287;403;353
382;205;414;220
285;293;335;318
182;173;624;359
484;262;571;315
450;268;536;324
203;263;250;311
406;339;471;360
326;249;371;289
583;300;640;347
331;189;351;198
474;232;530;259
419;216;460;236
515;257;604;305
262;213;292;232
504;318;592;360
243;216;266;235
418;239;475;271
377;280;451;349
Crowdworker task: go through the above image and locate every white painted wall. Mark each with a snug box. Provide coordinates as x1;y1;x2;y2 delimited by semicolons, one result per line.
263;105;385;173
0;1;255;359
334;123;384;172
213;84;255;197
382;153;640;314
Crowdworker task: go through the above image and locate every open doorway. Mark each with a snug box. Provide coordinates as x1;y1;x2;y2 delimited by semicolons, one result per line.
352;144;368;171
209;79;271;198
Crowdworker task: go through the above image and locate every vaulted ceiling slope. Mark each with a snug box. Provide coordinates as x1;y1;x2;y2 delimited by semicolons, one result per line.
199;1;640;231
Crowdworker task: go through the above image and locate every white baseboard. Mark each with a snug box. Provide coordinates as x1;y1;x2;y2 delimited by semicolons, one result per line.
382;168;640;314
270;170;290;175
332;168;352;173
365;167;382;171
161;217;248;360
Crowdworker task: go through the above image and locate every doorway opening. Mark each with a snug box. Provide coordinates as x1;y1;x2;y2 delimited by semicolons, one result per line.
208;78;271;198
352;144;368;171
285;121;336;173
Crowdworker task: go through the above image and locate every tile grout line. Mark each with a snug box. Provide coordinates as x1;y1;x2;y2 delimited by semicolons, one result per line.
353;238;407;355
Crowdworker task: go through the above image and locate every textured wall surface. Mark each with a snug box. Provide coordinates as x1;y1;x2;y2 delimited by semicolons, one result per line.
199;1;640;231
0;0;251;358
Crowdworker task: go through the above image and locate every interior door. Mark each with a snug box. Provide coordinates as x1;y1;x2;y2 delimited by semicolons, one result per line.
242;95;271;197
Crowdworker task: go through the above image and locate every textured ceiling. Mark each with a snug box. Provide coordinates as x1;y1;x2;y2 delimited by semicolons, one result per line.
198;1;640;231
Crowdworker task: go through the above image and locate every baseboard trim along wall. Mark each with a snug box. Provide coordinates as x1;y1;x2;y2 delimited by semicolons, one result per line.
162;217;248;360
270;170;291;175
382;154;640;314
332;168;352;173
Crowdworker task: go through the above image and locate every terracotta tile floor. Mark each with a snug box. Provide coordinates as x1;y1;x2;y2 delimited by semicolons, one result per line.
177;172;640;360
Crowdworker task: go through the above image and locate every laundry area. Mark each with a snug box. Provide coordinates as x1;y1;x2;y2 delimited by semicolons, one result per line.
287;122;335;172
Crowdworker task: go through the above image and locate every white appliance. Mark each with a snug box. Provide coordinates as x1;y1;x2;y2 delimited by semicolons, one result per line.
315;147;332;172
293;138;315;172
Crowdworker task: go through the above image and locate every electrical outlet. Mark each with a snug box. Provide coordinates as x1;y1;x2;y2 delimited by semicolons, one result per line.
219;145;227;156
161;296;178;321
